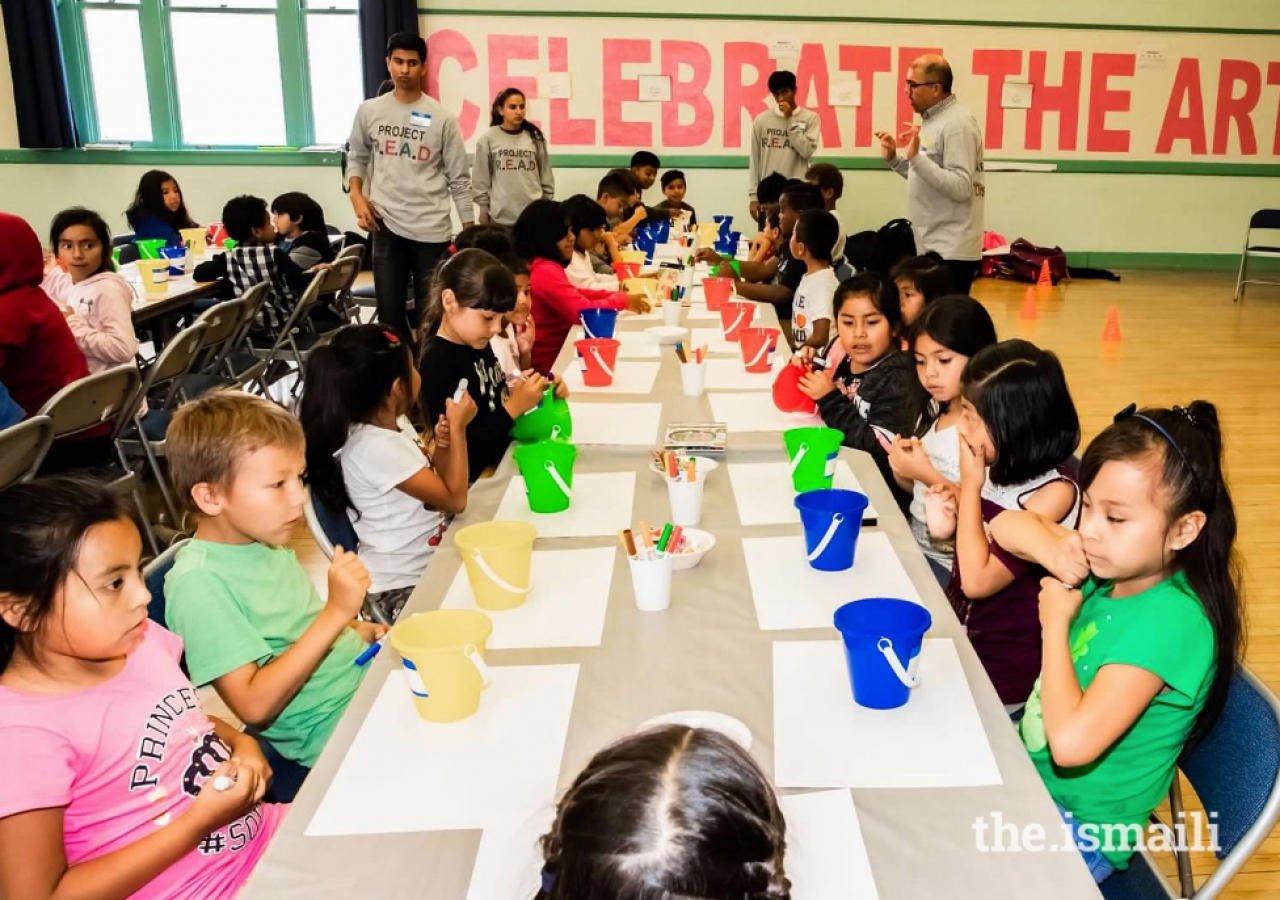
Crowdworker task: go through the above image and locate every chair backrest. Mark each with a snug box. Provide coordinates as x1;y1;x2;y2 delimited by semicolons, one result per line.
118;243;141;265
319;255;362;294
335;243;365;265
136;321;207;411
191;297;250;372
37;365;142;442
225;281;273;355
112;231;136;248
143;537;190;625
0;416;55;490
1247;209;1280;231
304;488;358;560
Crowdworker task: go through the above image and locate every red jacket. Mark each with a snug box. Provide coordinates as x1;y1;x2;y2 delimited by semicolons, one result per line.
529;257;627;373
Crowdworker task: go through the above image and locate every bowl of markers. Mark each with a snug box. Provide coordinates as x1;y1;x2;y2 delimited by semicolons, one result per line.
621;520;714;573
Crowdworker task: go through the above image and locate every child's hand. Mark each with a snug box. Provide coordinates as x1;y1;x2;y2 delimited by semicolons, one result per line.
446;389;478;428
626;295;651;315
924;483;958;540
353;621;389;644
516;317;535;355
889;436;939;484
793;345;817;366
229;734;274;791
187;758;264;834
693;248;724;265
552;375;570;400
957;429;987;487
326;545;370;621
433;415;450;450
308;262;334;273
1038;577;1084;631
798;369;835;400
1047;530;1090;589
508;371;550;416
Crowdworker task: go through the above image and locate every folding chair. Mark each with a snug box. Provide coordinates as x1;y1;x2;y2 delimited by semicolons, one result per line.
1101;664;1280;900
0;415;55;490
144;538;190;627
253;260;360;400
302;488;390;626
180;288;270;399
331;246;366;323
1234;209;1280;301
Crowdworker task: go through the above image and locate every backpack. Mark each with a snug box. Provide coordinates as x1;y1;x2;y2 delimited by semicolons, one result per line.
849;218;917;275
990;238;1068;284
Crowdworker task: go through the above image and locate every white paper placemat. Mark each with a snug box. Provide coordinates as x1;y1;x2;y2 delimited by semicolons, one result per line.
709;392;822;433
728;460;880;525
561;361;661;395
779;790;881;900
703;356;788;390
494;472;636;538
569;402;664;446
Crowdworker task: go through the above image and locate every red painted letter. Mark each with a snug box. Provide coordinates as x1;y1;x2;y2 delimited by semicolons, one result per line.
660;41;713;148
602;39;652;147
838;45;891;148
1270;63;1280;155
547;37;594;146
1025;50;1081;151
971;49;1023;150
898;46;943;134
795;43;839;147
1086;53;1135;153
1156;58;1206;155
1213;59;1261;155
426;30;481;139
723;42;772;148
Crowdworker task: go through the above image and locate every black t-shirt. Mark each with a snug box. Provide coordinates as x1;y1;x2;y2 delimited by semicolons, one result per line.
418;336;514;483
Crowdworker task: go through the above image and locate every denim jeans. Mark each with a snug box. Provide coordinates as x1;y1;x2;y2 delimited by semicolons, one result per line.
371;227;449;339
1057;803;1117;883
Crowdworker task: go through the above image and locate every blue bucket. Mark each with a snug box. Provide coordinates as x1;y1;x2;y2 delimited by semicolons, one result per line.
580;308;619;339
834;598;933;709
794;489;869;571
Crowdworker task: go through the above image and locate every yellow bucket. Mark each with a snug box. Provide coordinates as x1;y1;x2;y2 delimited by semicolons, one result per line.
135;259;170;296
697;222;721;249
180;227;208;257
454;521;536;611
390;610;493;723
619;249;647;264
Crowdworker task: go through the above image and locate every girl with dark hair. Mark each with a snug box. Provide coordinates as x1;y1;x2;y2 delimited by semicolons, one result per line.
271;192;335;268
928;339;1081;711
512;199;647;373
889;252;950;331
125;169;198;244
990;401;1243;882
42;207;139;374
536;726;791;900
299;325;473;622
888;295;997;579
472;88;555;227
0;476;283;900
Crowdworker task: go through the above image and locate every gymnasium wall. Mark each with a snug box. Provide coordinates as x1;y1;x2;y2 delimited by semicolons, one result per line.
1;3;1277;266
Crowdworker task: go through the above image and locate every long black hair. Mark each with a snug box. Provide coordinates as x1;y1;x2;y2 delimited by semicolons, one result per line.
126;169;197;231
490;88;546;142
298;325;416;518
536;726;791;900
0;476;135;673
421;248;518;338
909;295;998;434
1079;402;1243;746
271;192;334;262
49;207;114;277
513;199;570;267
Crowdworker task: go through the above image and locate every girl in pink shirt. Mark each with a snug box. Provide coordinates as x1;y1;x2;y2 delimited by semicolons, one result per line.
0;476;284;900
512;199;648;373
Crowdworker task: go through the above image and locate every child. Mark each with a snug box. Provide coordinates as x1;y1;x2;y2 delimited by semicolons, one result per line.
655;169;697;226
42;207;139;375
928;339;1081;711
418;249;556;482
753;171;790;232
271;192;336;269
789;209;840;352
164;392;381;789
888;296;997;582
564;194;624;292
126;169;199;245
805;162;846;262
748;208;781;264
589;170;638;275
0;476;283;900
452;223;515;258
473;88;555;227
300;325;473;621
535;726;790;899
629;150;661;196
796;273;922;509
491;254;534;381
513;200;647;374
891;253;951;329
990;402;1242;882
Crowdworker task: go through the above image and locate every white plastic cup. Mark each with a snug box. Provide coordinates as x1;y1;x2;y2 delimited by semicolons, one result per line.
662;301;681;327
680;361;706;397
666;477;705;527
629;553;674;612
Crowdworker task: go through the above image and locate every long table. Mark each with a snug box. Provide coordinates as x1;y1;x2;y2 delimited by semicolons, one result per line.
242;287;1100;900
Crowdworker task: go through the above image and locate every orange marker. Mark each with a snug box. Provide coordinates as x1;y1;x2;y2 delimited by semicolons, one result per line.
686;458;696;483
622;528;638;559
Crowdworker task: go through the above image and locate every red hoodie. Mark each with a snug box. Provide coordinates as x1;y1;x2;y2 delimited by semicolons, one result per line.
0;213;90;417
528;257;628;373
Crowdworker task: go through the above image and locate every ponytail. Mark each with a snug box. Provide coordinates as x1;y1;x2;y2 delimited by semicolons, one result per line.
491;88;546;142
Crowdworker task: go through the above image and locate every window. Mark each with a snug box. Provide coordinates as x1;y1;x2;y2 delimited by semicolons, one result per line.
60;0;363;149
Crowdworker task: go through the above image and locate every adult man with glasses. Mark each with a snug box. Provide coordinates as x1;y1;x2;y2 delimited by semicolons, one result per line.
875;55;985;295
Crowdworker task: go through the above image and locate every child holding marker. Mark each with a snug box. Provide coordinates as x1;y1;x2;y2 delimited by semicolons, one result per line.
300;325;473;622
0;476;283;900
491;253;535;380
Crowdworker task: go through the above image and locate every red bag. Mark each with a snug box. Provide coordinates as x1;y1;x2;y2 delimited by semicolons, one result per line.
993;239;1068;284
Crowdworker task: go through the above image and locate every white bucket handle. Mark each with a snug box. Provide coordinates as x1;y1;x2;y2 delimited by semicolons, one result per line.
746;337;772;369
580;316;597;339
549;424;562;441
806;512;844;561
788;442;809;477
463;644;492;688
589;347;615;379
876;637;922;688
544;460;574;498
471;549;531;595
727;308;746;334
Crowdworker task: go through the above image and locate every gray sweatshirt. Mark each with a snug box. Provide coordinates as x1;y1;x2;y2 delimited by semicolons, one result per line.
748;107;822;200
888;95;985;260
471;126;554;227
347;92;474;243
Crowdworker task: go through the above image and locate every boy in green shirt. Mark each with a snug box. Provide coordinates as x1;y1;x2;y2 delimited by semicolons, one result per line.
164;392;384;790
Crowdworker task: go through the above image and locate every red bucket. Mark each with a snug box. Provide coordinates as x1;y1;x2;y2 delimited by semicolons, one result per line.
739;327;780;373
702;277;733;311
719;301;756;341
612;261;641;281
773;362;817;414
574;338;620;387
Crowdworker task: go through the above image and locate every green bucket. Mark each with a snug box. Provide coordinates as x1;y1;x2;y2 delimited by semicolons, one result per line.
783;426;845;492
136;239;167;260
510;386;573;443
513;440;578;513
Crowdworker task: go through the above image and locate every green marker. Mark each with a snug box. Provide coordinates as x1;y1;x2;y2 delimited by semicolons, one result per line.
656;523;674;554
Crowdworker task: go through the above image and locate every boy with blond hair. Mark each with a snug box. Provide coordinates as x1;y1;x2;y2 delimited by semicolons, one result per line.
164;392;382;797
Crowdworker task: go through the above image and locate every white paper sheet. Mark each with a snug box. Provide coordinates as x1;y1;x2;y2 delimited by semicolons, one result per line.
708;391;822;433
625;305;720;323
568;328;660;359
688;327;746;357
728;460;880;525
441;547;616;649
494;472;636;538
703;356;788;390
305;665;580;835
569;402;663;446
778;790;880;900
465;804;555;900
560;361;660;395
772;639;1002;788
742;534;919;631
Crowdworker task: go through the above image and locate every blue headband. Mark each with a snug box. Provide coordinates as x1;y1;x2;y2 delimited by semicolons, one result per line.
1114;403;1203;507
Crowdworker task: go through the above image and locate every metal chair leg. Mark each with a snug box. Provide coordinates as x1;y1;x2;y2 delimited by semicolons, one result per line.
1235;249;1248;302
136;431;180;528
1168;776;1196;899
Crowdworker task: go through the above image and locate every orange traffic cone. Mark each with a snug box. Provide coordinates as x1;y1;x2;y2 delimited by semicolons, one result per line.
1019;286;1038;320
1037;259;1054;288
1101;305;1122;342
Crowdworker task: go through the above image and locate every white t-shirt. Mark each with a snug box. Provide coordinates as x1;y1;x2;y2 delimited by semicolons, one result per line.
792;266;838;346
909;420;961;563
339;418;447;593
567;250;620;292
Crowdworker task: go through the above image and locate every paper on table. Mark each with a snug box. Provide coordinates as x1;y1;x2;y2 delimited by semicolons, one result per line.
494;472;636;538
742;534;919;631
778;790;880;900
561;361;661;395
569;328;660;359
569;402;663;446
441;547;616;649
728;460;879;524
708;391;821;433
465;804;555;900
305;665;579;836
687;328;740;357
703;356;788;390
772;639;1002;788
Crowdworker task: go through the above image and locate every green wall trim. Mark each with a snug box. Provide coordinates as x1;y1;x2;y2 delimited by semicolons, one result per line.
418;8;1280;36
1064;252;1256;271
0;149;343;166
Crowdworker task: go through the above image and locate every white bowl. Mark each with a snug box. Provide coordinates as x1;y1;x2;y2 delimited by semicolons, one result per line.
648;454;720;479
669;527;714;571
644;325;687;345
639;710;753;750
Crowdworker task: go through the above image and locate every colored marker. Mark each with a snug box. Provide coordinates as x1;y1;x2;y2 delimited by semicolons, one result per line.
354;634;389;667
452;378;468;403
656;523;674;554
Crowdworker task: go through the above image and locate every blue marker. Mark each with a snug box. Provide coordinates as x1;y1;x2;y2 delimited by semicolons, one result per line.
354;634;389;667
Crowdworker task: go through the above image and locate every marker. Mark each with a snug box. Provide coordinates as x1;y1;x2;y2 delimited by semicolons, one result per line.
213;776;235;792
452;378;468;404
354;634;389;667
622;528;638;559
656;523;674;554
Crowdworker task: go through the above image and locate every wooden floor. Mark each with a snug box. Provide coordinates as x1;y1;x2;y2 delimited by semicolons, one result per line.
288;269;1280;898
